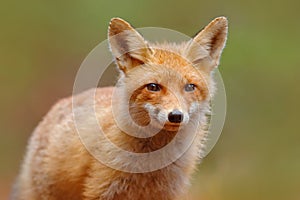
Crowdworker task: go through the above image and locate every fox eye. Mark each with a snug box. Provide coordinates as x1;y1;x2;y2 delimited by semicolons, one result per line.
146;83;161;92
184;84;196;92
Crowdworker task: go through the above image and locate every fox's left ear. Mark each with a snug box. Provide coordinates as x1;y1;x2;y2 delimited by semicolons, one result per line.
185;17;228;72
108;18;153;73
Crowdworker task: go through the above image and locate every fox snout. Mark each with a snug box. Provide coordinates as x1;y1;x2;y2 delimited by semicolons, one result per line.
168;109;183;123
144;102;191;130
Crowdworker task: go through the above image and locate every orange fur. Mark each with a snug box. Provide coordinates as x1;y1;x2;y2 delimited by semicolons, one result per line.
13;17;228;200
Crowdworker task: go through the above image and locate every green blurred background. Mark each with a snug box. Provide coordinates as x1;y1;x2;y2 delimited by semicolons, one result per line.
1;0;299;199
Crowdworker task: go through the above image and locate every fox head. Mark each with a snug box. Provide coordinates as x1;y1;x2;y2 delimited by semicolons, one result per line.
108;17;227;133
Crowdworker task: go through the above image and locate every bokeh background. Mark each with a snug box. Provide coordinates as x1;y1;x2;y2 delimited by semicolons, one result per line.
1;0;300;199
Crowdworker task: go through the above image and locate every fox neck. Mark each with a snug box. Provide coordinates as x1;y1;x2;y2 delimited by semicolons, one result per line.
121;129;178;153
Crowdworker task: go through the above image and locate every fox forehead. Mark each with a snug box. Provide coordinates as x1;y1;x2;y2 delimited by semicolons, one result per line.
127;63;207;86
125;47;208;83
150;45;190;67
149;45;210;79
121;42;211;101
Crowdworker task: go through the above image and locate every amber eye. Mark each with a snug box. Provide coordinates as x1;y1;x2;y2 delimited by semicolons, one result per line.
184;84;196;92
146;83;161;92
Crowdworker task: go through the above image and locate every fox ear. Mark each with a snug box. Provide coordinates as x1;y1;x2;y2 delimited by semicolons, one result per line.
185;17;228;72
108;18;153;73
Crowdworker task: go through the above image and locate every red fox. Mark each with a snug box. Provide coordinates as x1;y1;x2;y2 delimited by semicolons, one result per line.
12;17;228;200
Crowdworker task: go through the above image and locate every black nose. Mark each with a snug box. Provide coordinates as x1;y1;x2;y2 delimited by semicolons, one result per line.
168;110;183;123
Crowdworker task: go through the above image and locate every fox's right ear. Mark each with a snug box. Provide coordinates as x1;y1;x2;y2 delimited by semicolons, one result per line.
108;18;153;73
